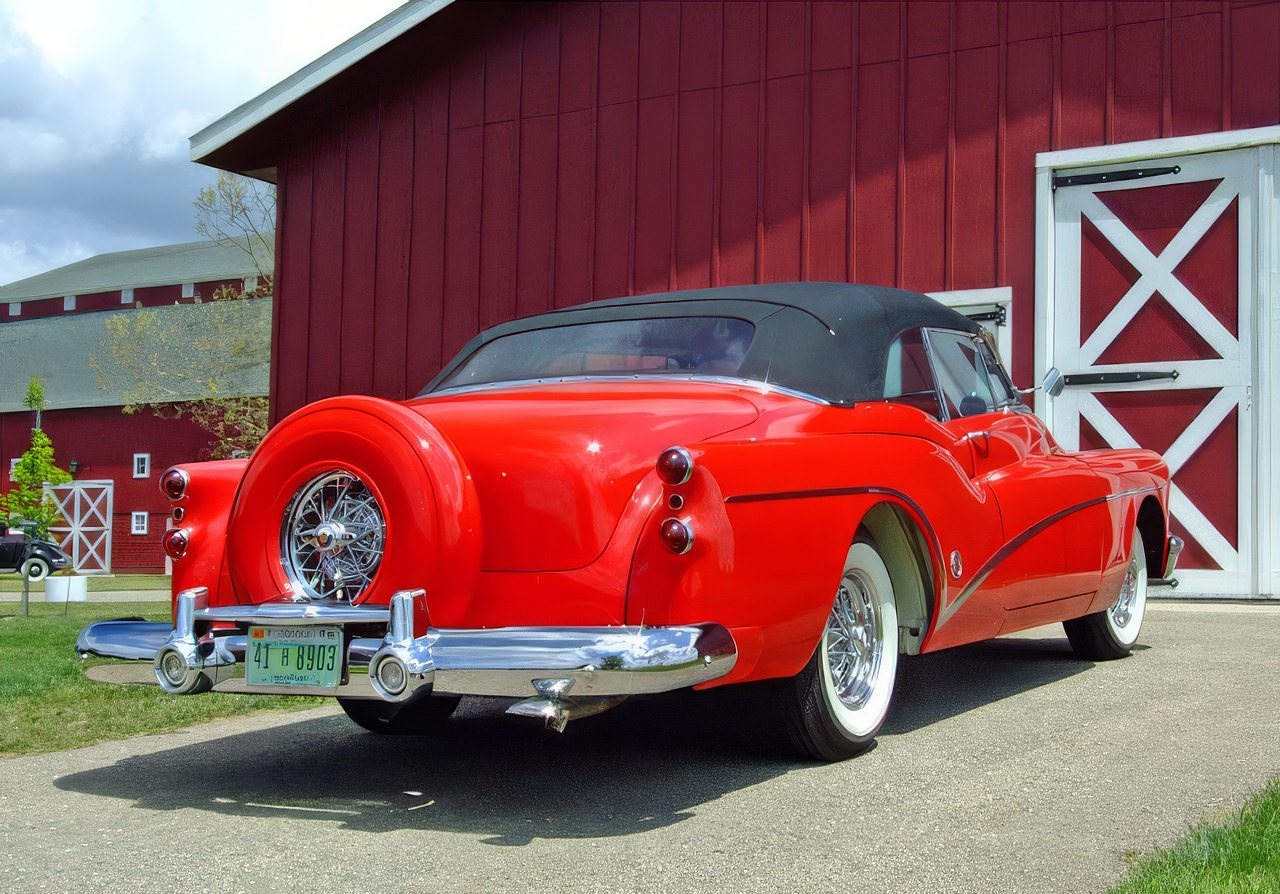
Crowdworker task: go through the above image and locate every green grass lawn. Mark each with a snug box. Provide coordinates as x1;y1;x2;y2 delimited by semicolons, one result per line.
1112;780;1280;893
0;602;324;757
0;573;171;593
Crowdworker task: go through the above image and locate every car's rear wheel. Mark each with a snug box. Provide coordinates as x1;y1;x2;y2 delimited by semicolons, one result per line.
22;556;51;582
1064;527;1148;660
780;538;899;761
338;696;461;734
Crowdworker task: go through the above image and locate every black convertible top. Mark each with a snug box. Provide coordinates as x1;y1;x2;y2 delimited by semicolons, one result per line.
425;282;981;405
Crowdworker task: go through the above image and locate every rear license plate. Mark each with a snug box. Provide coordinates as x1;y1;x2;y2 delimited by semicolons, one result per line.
246;625;342;689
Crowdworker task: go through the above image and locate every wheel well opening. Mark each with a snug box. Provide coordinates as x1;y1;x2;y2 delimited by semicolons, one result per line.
1136;497;1165;578
858;503;936;656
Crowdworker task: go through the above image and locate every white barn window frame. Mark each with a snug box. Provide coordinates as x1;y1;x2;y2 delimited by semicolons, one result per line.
130;512;149;536
132;453;151;479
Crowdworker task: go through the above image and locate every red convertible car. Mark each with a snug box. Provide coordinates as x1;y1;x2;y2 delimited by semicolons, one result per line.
79;283;1179;760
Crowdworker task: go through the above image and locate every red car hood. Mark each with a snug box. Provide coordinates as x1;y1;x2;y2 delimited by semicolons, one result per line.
407;384;760;571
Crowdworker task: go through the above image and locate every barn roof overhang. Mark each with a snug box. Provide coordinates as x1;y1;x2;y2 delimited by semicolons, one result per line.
189;0;455;183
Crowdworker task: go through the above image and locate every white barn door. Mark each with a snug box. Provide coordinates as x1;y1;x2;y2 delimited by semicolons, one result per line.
44;480;114;574
1048;149;1257;596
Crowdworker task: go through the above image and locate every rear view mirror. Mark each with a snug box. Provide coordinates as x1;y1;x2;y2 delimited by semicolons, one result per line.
1042;367;1065;398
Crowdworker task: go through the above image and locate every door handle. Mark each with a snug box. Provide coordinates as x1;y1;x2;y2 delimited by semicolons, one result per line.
954;431;991;452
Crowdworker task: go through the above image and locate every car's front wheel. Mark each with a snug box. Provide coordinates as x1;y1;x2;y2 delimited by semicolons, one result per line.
338;695;461;734
1064;527;1148;660
22;556;51;582
780;538;900;761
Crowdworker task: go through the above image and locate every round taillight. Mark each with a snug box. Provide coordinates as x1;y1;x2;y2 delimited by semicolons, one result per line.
659;518;694;555
160;468;189;502
163;528;189;560
656;447;693;485
172;506;185;523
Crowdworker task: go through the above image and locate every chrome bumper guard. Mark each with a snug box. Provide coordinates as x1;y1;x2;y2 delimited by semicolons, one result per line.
77;588;738;705
1150;534;1184;588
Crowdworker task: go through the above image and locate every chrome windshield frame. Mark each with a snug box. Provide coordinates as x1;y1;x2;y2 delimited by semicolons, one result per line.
425;374;835;406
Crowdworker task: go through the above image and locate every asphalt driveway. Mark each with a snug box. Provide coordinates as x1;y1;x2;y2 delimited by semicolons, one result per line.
2;603;1277;894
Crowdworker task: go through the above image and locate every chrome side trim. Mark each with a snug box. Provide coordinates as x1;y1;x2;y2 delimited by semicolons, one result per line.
936;485;1160;629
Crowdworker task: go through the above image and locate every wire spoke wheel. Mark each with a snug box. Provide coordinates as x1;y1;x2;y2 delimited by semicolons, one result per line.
281;471;386;602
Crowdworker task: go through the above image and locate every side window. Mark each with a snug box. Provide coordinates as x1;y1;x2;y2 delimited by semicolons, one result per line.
976;339;1017;408
883;329;942;418
926;330;998;418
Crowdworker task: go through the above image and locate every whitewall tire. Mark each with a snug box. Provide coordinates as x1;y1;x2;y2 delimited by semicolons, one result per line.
781;539;900;760
22;556;51;583
1065;527;1148;660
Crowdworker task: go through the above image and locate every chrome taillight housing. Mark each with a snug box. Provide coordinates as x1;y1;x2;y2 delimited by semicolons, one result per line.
659;518;694;555
162;528;189;559
160;468;189;502
656;446;693;485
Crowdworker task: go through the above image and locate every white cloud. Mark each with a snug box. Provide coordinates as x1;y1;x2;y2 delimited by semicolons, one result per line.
0;0;403;285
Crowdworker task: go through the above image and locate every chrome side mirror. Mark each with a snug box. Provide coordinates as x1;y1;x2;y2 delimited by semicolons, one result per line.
1042;367;1065;398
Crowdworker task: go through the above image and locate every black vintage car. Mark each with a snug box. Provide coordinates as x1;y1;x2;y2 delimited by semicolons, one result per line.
0;523;70;581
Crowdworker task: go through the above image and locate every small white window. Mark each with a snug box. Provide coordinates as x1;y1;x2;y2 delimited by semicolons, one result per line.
63;295;76;311
120;288;134;304
133;453;151;478
8;458;18;479
181;282;195;299
131;512;149;535
6;303;18;317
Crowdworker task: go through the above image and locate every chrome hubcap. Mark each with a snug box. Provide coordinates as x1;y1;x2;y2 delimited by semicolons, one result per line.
281;471;386;602
1112;555;1140;628
825;573;883;710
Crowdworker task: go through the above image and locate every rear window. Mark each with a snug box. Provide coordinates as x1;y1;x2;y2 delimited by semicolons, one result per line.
436;317;756;390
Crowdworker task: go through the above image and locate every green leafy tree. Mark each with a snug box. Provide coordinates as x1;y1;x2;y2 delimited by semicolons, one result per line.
1;376;71;535
91;283;272;459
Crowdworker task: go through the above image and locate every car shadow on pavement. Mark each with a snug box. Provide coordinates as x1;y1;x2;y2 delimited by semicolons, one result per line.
882;631;1091;736
55;632;1091;844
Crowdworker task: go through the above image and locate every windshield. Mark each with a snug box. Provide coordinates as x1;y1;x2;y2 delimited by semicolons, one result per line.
435;317;756;391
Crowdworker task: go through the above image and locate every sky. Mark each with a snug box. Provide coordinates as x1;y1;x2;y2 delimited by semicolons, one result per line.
0;0;403;287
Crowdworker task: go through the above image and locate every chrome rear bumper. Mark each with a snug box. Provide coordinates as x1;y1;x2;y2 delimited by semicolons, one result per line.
77;588;738;704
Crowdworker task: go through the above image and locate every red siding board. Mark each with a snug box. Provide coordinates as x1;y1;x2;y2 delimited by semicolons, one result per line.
1230;2;1280;128
306;128;345;403
275;147;312;414
1003;37;1054;386
638;2;680;100
480;120;519;329
262;1;1280;423
1112;20;1165;143
594;101;637;298
598;2;639;105
675;88;715;290
808;68;852;283
521;3;561;118
1059;29;1108;150
554;108;596;305
633;95;675;293
810;2;852;71
405;76;448;392
515;114;558;317
558;1;600;114
854;60;900;287
373;93;414;401
762;75;805;283
679;1;723;91
951;46;999;289
721;1;762;87
441;126;483;359
718;81;760;286
902;53;949;292
340;104;380;396
1171;13;1223;135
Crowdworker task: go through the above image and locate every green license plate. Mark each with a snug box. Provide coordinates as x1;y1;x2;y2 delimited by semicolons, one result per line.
246;625;342;688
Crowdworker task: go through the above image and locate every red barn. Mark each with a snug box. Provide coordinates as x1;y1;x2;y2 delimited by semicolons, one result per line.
0;241;269;573
191;0;1280;598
